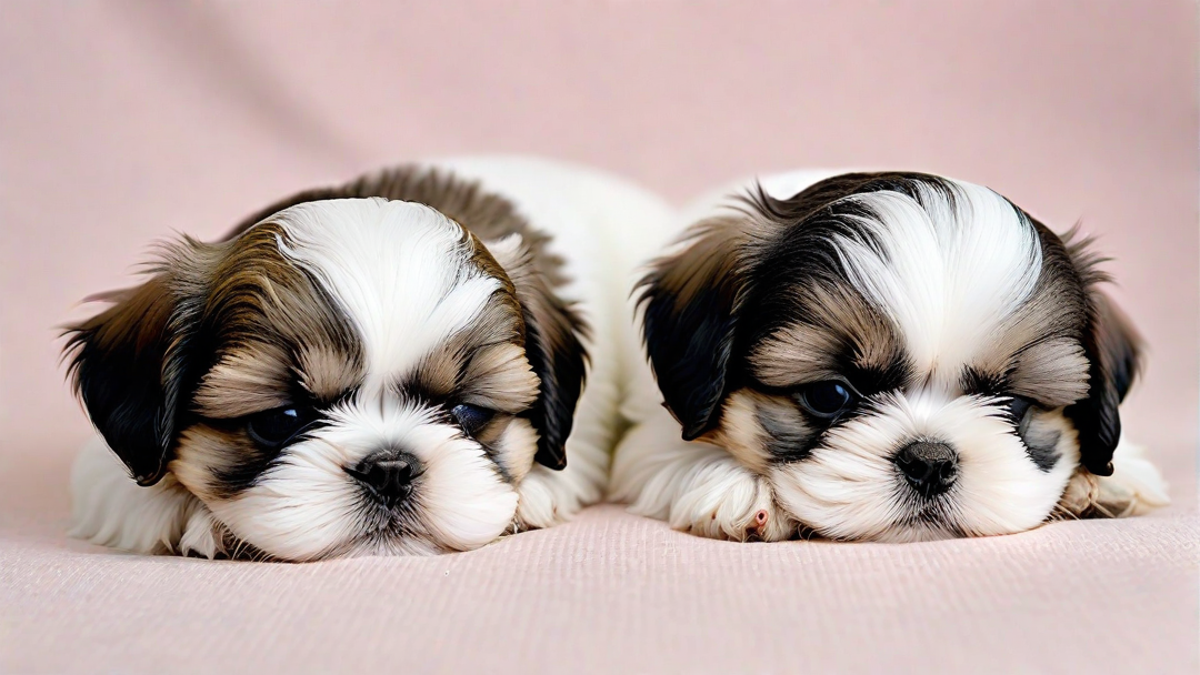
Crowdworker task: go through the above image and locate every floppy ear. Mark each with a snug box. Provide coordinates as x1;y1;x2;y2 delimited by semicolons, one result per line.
64;254;205;486
637;217;752;440
486;235;588;470
636;172;960;439
1062;234;1143;477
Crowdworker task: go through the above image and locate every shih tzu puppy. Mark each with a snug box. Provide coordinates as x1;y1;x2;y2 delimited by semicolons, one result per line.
611;170;1168;542
66;157;670;560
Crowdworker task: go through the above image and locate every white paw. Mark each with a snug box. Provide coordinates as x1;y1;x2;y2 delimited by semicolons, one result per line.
665;462;795;541
1057;436;1169;518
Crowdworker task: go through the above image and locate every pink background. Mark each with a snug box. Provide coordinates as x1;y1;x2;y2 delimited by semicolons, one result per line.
0;2;1195;673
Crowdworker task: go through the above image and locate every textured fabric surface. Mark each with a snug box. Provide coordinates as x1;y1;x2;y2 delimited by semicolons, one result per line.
1;2;1196;673
2;496;1197;674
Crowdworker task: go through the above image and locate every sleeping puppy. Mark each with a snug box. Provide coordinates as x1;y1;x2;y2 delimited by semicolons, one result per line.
611;170;1169;542
67;157;671;560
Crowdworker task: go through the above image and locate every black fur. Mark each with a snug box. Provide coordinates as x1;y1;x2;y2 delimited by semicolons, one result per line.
63;274;204;486
232;165;590;470
638;172;954;440
642;171;1139;479
1063;283;1142;476
640;262;743;440
522;294;589;469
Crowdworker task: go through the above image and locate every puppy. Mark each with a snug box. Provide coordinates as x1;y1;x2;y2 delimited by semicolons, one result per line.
67;157;672;560
611;170;1169;542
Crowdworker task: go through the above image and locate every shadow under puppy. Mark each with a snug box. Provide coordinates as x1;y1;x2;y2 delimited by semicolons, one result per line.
612;170;1168;542
67;157;669;561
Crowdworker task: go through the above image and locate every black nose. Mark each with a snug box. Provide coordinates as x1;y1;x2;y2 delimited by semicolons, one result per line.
894;442;958;498
346;453;418;507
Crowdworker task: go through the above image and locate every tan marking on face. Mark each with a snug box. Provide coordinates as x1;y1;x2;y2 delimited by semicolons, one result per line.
409;289;532;407
458;342;539;413
1007;338;1090;406
296;345;361;403
170;424;256;502
709;388;816;473
193;345;291;419
187;222;364;420
750;281;902;389
967;269;1090;406
750;323;841;384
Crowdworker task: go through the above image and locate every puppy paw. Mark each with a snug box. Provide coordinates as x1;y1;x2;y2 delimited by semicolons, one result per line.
665;460;795;542
514;462;603;532
1058;437;1169;519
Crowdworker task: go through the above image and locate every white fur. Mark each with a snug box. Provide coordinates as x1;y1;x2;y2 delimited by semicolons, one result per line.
437;158;676;531
612;169;1168;542
836;183;1042;382
610;409;792;541
1059;434;1169;518
70;437;223;558
69;157;676;558
770;394;1077;541
278;198;500;393
189;400;517;560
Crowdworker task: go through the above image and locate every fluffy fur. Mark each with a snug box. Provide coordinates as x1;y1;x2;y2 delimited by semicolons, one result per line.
612;170;1168;542
67;157;673;560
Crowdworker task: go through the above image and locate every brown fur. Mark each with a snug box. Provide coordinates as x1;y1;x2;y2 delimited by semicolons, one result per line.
65;163;589;489
749;280;903;389
230;165;588;469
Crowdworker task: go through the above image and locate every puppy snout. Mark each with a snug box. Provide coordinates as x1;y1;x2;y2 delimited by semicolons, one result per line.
346;451;420;507
894;442;958;498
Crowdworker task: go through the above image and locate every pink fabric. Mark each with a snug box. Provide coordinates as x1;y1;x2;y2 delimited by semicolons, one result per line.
1;2;1195;672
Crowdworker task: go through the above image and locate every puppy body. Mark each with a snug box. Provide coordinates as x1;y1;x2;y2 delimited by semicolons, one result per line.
69;157;673;560
612;169;1168;542
435;158;676;530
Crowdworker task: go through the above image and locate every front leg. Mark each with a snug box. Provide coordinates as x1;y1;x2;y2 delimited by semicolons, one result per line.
610;411;795;542
514;412;612;531
1056;434;1169;519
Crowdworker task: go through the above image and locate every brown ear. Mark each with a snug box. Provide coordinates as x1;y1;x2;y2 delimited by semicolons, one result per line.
1062;231;1143;477
64;249;206;486
486;235;588;470
637;216;752;439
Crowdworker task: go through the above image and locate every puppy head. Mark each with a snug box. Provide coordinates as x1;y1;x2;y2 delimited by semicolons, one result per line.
640;172;1140;541
66;196;586;560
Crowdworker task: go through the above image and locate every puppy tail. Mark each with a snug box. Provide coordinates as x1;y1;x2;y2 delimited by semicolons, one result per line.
69;436;225;558
1057;435;1169;518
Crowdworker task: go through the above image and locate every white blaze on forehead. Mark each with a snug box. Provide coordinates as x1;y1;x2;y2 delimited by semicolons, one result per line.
832;180;1042;381
272;198;501;390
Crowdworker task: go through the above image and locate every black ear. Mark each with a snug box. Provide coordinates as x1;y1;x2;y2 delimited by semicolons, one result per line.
1062;235;1143;477
637;216;751;440
487;236;589;470
522;292;588;470
64;261;203;486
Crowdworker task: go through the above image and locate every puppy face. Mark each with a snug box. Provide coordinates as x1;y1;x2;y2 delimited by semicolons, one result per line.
640;173;1140;541
67;189;587;560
